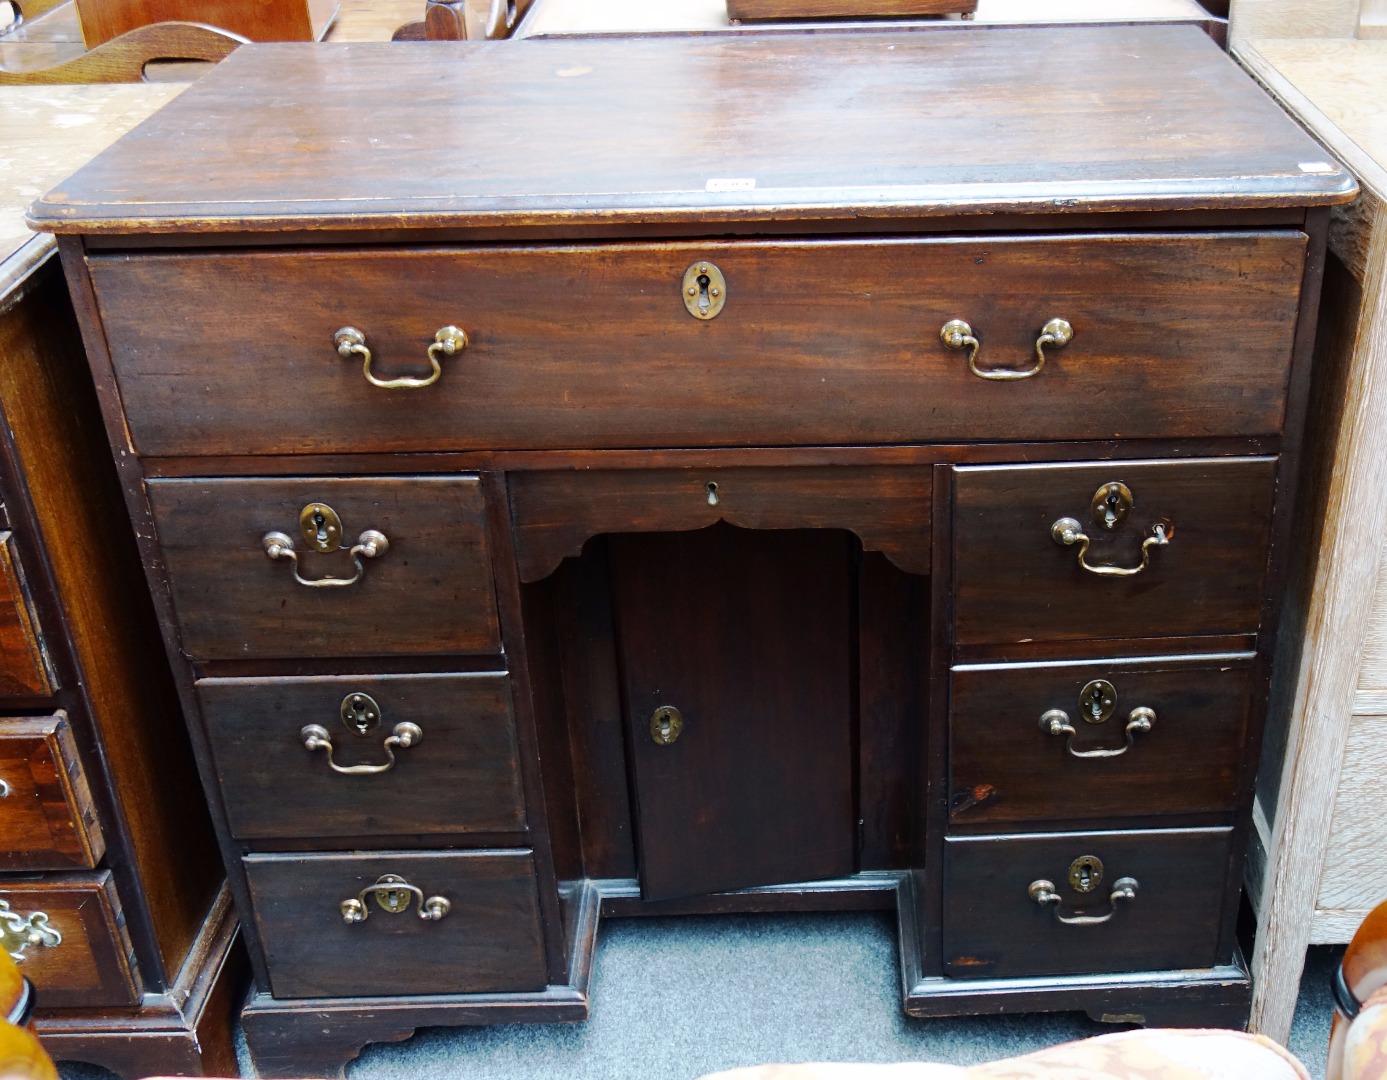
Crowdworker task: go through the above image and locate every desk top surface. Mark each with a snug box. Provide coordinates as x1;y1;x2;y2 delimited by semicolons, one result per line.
30;25;1355;238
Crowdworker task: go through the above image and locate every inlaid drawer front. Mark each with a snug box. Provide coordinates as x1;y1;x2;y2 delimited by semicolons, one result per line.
953;457;1277;648
243;850;548;999
0;714;105;870
146;476;500;660
943;828;1231;979
197;672;526;840
950;655;1253;827
0;534;52;697
0;872;140;1007
89;232;1305;457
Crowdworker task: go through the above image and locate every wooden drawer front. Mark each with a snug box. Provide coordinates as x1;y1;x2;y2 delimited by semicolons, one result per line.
198;672;526;840
0;872;140;1007
243;850;548;999
0;715;105;870
510;465;932;582
146;476;500;660
0;534;51;697
949;655;1253;828
90;233;1305;457
953;458;1277;648
943;828;1231;978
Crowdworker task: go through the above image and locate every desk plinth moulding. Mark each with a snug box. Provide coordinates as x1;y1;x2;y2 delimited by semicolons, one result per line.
28;27;1354;1077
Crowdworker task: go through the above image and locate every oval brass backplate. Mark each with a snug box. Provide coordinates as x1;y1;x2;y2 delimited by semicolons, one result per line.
650;705;684;745
373;874;412;913
1068;855;1104;894
1091;482;1133;531
299;503;344;553
682;262;727;320
340;692;382;736
1078;679;1117;725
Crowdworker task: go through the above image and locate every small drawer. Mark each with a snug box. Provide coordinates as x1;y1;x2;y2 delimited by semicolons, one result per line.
952;457;1277;648
0;714;105;870
197;672;526;840
146;476;500;660
0;871;140;1007
89;232;1305;457
0;534;52;697
243;850;548;999
943;828;1231;979
949;654;1253;827
510;465;933;582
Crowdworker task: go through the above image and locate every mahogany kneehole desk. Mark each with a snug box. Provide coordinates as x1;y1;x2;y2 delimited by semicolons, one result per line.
29;26;1354;1077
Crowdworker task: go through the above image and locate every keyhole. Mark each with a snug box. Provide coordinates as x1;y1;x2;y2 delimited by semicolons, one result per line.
313;511;329;546
1103;492;1120;528
347;697;375;733
706;481;720;507
696;273;712;316
1087;685;1105;719
1077;866;1093;889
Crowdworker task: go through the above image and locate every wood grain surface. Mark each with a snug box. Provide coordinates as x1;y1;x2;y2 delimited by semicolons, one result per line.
1316;712;1387;911
0;533;50;695
72;0;336;46
0;714;104;869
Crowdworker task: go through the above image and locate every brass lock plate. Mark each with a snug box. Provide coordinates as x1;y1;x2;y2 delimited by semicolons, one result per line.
1068;855;1104;894
299;503;344;553
340;692;382;736
1078;679;1117;725
682;262;727;320
650;705;684;745
373;874;412;913
1091;482;1133;531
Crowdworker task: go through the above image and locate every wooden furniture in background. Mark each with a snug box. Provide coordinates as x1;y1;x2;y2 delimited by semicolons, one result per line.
30;26;1350;1076
725;0;977;23
73;0;336;46
0;83;237;1077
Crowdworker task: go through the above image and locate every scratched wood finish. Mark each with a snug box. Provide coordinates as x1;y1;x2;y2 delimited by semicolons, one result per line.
87;234;1306;457
0;534;49;695
0;714;104;869
511;466;932;581
146;476;500;660
73;0;336;46
197;672;526;841
243;850;547;999
942;828;1232;978
952;458;1278;648
949;656;1254;827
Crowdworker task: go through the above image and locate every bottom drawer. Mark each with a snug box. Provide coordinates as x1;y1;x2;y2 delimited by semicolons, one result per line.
244;850;548;999
943;828;1231;979
0;872;140;1007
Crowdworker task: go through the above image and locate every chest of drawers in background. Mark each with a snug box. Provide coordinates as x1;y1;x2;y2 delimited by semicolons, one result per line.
29;27;1353;1077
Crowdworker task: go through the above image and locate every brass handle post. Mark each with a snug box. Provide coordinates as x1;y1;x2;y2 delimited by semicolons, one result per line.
1051;516;1170;577
262;528;388;587
941;317;1073;381
0;900;61;963
335;325;466;390
1028;876;1138;926
1040;706;1155;759
340;875;450;924
301;721;422;775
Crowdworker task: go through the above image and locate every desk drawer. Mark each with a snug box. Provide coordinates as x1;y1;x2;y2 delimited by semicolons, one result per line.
0;715;105;870
90;232;1305;457
147;476;499;660
953;458;1277;648
0;534;51;697
198;672;526;840
949;655;1253;827
243;850;548;999
943;828;1231;978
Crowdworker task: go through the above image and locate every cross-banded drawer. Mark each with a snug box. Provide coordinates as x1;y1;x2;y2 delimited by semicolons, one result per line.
0;714;104;870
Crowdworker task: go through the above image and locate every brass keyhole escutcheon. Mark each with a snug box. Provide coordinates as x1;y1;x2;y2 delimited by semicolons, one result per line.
1068;855;1104;894
650;705;684;746
1078;679;1117;725
1091;482;1133;531
374;874;413;913
340;692;382;736
299;503;344;553
682;262;727;320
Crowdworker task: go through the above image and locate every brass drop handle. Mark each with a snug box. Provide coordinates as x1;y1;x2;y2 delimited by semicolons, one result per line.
1;899;62;963
1029;876;1138;926
340;874;450;924
263;502;388;588
940;317;1073;380
334;325;466;390
301;721;422;775
1041;706;1155;759
1051;516;1170;577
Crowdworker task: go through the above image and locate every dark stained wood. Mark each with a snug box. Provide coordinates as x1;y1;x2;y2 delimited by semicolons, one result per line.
512;466;931;582
948;655;1254;827
87;234;1307;458
595;873;899;917
0;535;50;696
73;0;336;46
610;525;855;900
196;673;526;841
0;19;244;82
952;457;1278;647
28;28;1355;237
728;0;976;18
0;872;139;1006
146;475;500;660
242;849;548;999
942;827;1232;979
0;713;104;869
